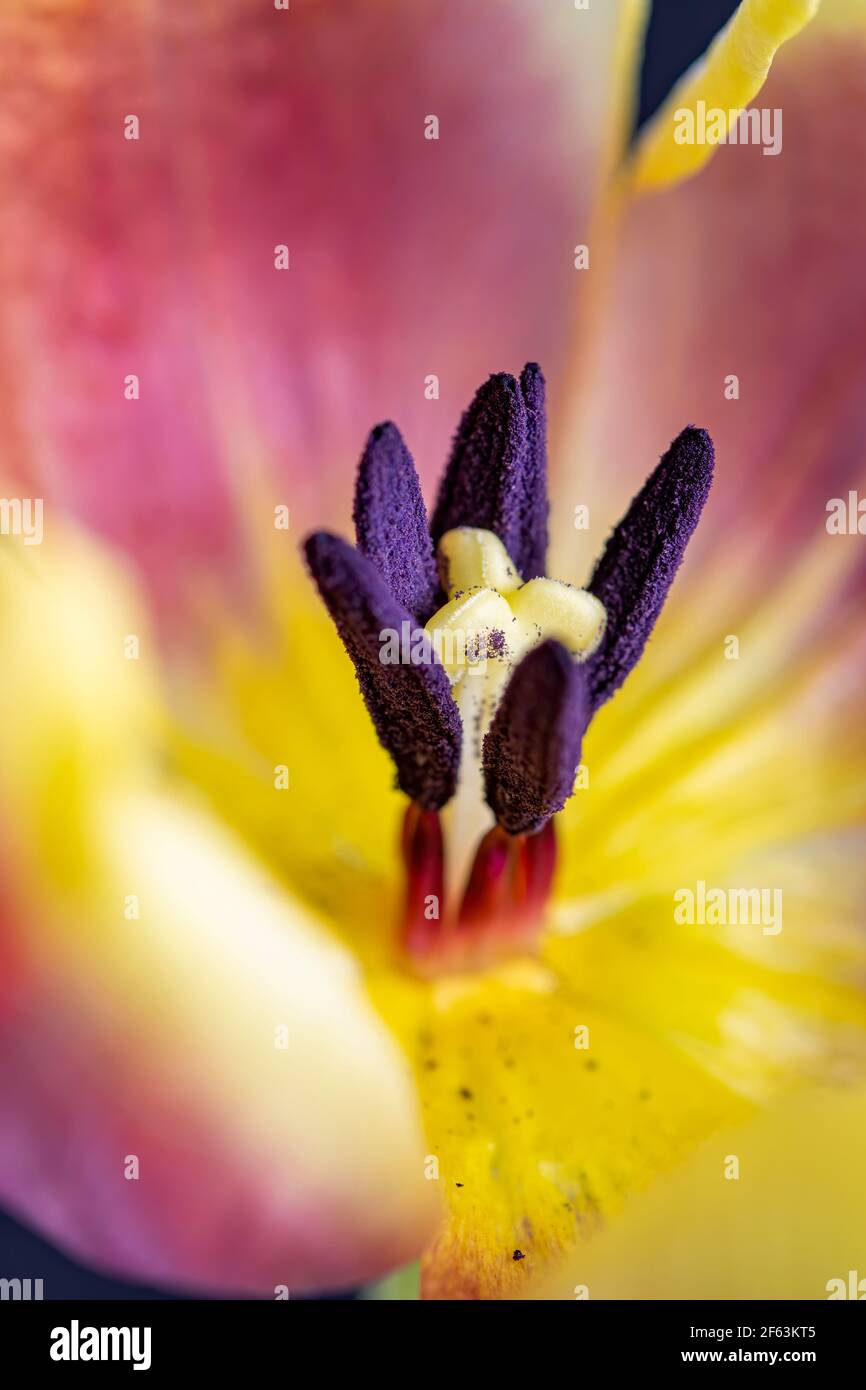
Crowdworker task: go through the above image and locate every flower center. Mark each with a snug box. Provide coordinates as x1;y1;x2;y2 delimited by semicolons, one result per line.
402;528;605;974
303;364;713;978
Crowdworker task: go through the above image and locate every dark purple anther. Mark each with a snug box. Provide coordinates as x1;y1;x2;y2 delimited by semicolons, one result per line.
586;426;714;712
430;365;549;581
482;640;590;835
353;422;439;622
516;363;549;580
304;532;461;810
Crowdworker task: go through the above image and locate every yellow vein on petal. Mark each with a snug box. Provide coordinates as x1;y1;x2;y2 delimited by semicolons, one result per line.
554;611;866;939
587;530;862;790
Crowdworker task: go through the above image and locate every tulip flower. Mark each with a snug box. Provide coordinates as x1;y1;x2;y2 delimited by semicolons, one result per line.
0;0;864;1300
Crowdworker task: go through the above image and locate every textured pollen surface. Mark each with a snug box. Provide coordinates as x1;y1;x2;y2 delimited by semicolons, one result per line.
353;422;440;622
587;426;714;712
482;640;590;835
430;365;549;582
516;362;549;580
304;533;461;810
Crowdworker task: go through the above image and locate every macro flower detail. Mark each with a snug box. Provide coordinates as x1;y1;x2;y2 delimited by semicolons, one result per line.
305;367;713;971
1;0;864;1312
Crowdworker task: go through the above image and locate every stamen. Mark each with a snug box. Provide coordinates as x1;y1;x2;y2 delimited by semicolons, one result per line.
353;421;439;621
304;532;461;809
483;640;590;835
587;426;714;711
515;820;557;922
401;802;445;964
457;824;512;929
430;366;549;581
453;821;557;967
402;814;558;974
516;362;549;581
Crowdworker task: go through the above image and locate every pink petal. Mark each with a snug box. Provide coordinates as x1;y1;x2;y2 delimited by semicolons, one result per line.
0;0;629;617
560;26;866;655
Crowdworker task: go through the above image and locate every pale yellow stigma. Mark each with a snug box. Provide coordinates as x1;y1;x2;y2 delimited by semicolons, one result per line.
423;587;514;684
426;527;606;685
437;525;522;597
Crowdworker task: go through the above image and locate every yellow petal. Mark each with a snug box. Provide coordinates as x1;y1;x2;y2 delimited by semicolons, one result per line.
532;1088;866;1298
177;576;406;970
0;533;159;886
398;926;863;1298
373;956;750;1299
0;531;440;1293
632;0;820;192
371;820;866;1298
3;786;440;1294
177;562;866;1298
